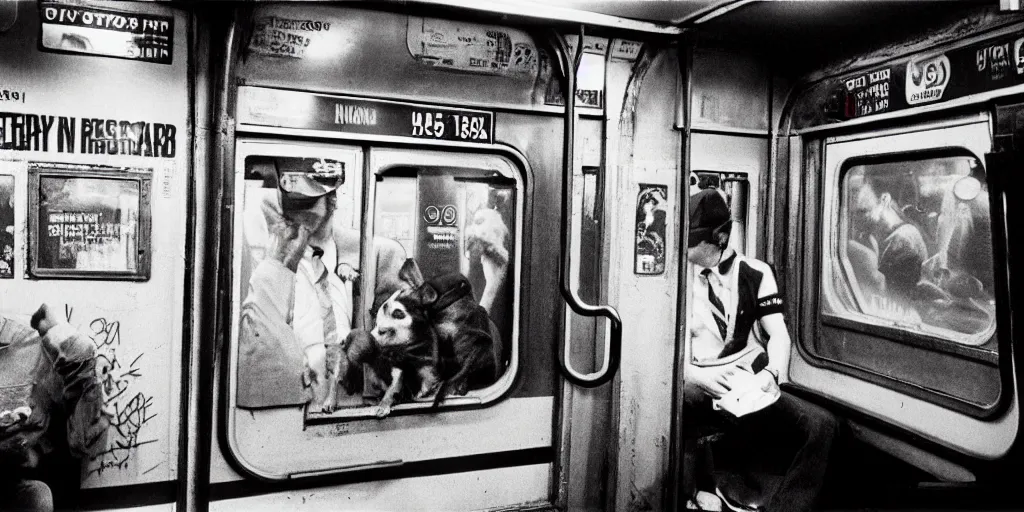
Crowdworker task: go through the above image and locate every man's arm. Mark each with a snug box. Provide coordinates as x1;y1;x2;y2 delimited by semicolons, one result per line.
755;265;791;384
32;305;112;459
236;220;313;408
682;312;741;399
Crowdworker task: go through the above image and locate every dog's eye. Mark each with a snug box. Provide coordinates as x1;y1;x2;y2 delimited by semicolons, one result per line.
391;309;406;320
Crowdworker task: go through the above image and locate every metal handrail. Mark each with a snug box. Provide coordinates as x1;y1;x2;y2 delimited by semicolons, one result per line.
551;27;623;388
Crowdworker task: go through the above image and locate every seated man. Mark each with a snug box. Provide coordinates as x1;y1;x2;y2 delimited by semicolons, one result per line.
0;304;111;512
683;189;839;512
236;165;405;410
849;174;928;302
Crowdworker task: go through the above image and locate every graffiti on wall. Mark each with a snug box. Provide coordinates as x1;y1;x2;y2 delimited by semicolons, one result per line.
64;306;158;476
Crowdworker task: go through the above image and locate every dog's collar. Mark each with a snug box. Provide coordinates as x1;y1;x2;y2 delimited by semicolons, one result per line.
424;274;474;315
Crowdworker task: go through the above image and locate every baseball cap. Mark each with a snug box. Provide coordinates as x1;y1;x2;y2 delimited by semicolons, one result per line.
688;188;732;248
277;157;346;201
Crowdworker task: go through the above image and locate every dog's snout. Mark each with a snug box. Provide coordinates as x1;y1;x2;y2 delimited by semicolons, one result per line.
373;327;396;339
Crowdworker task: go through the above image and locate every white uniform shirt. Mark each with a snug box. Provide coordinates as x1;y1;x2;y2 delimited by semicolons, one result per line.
689;249;738;364
293;243;353;352
242;187;353;376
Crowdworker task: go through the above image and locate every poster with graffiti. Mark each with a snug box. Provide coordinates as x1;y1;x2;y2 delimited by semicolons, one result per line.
38;2;173;64
635;184;668;275
0;175;13;278
30;164;151;279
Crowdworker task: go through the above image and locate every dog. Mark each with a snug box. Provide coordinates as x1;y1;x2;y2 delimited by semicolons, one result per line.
324;258;504;418
390;259;504;405
323;323;438;418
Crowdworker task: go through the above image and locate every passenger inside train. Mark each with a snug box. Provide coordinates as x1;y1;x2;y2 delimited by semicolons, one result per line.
839;156;996;341
683;188;839;512
0;304;111;512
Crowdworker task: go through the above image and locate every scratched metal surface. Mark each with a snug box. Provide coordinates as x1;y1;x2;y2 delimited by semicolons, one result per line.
605;44;683;512
0;0;190;490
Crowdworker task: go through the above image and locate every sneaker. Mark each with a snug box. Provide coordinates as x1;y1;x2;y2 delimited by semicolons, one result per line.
715;487;760;512
686;490;723;511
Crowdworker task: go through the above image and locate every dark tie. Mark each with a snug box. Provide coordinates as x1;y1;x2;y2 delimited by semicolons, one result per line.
311;247;339;345
701;268;729;341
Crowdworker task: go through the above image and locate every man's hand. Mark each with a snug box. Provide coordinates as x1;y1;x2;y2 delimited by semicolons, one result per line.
267;215;312;272
30;303;62;339
687;362;746;399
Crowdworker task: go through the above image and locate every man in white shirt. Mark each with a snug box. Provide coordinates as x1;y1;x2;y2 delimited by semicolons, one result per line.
683;188;839;512
236;163;405;409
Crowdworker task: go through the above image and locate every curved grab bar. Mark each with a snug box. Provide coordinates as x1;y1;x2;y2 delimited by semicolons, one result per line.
550;27;623;388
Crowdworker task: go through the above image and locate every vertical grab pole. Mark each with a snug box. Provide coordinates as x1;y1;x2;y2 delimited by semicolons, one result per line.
550;27;622;388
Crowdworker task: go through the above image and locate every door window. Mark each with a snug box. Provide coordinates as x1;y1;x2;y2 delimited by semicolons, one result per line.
227;142;540;480
319;165;518;417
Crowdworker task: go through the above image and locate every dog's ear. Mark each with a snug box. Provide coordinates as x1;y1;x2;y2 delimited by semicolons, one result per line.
415;283;439;306
398;258;425;288
345;329;377;363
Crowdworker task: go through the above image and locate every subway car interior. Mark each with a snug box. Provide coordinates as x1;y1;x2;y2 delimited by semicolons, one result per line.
2;0;1024;511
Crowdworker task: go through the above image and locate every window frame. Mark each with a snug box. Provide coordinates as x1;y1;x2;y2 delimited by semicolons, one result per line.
803;118;1014;420
227;142;526;422
821;148;998;363
306;149;525;422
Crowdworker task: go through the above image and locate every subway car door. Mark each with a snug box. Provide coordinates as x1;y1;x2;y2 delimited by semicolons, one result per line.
206;7;569;507
789;114;1020;499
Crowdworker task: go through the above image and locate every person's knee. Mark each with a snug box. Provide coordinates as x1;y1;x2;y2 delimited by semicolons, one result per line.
803;405;840;445
13;479;54;512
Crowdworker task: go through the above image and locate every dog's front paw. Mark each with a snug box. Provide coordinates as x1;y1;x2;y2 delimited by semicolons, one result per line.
415;385;438;401
335;263;360;283
321;390;337;413
374;404;392;418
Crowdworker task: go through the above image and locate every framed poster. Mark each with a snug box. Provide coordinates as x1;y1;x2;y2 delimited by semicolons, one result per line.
634;183;668;275
28;163;152;280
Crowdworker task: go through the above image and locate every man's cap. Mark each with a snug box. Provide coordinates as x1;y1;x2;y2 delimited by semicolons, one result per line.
689;188;732;248
277;157;345;199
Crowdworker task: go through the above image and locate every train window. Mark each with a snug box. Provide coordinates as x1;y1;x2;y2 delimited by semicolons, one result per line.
228;143;535;479
27;163;152;280
233;145;364;413
316;164;518;418
823;152;996;347
231;142;520;424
